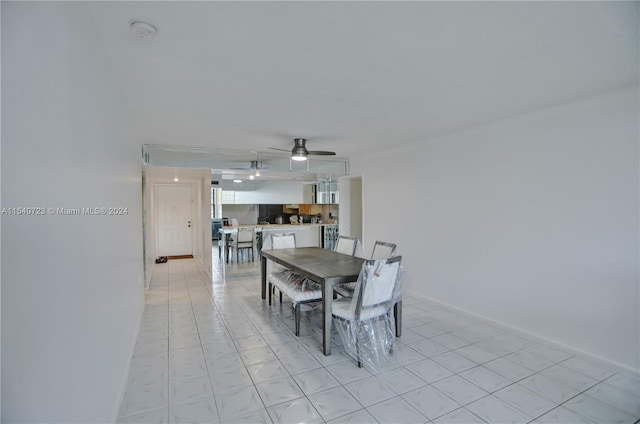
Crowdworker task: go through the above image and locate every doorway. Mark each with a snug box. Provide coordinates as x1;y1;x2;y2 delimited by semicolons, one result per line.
156;184;194;257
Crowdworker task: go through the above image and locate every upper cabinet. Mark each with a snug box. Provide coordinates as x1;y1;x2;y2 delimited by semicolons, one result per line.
220;180;305;204
219;180;338;205
303;181;339;204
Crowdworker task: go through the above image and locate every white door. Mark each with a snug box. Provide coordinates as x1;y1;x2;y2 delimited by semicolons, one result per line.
157;184;193;256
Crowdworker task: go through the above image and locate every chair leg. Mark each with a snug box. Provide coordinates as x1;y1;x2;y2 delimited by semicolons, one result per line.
279;290;283;303
356;322;362;368
294;304;300;336
268;282;272;305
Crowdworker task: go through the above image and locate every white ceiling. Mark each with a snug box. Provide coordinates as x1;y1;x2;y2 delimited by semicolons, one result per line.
87;1;638;161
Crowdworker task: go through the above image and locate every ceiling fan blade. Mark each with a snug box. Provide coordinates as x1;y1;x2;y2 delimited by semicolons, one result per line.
308;151;336;156
268;147;291;152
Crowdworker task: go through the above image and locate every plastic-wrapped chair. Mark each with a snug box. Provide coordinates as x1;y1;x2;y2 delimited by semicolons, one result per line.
231;227;255;262
267;233;322;335
333;256;403;368
370;240;397;260
269;270;322;336
334;240;397;298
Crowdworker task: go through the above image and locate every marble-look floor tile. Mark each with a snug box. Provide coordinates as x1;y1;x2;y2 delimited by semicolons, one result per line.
376;366;428;394
325;360;372;385
402;384;461;420
604;372;640;396
484;357;536;382
267;397;323;424
308;386;362;422
432;375;489;406
540;364;599;391
344;376;396;407
523;343;573;363
280;351;324;375
215;385;265;420
255;376;305;407
585;382;640;417
118;407;168;424
454;344;499;365
432;351;478;373
408;338;450;357
126;366;168;392
432;407;487;424
246;359;289;384
404;358;453;384
504;350;554;373
493;384;557;418
326;408;378;424
366;397;428;424
466;395;531;424
209;366;254;394
536;405;596;424
518;373;579;404
563;394;637;424
225;407;273;424
169;398;219;424
119;384;170;418
169;375;212;405
560;356;619;381
292;367;341;396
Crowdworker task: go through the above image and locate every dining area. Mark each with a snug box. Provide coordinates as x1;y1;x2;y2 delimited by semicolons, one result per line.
259;233;405;370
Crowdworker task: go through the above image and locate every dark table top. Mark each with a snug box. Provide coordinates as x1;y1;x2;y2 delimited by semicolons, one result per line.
261;247;365;285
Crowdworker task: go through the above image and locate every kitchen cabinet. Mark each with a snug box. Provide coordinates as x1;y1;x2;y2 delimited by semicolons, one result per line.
316;181;339;204
221;190;235;204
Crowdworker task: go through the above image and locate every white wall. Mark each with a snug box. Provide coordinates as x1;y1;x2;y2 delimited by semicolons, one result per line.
352;87;639;371
2;3;145;422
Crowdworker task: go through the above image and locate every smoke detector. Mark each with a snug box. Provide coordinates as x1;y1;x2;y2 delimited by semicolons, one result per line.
130;21;157;39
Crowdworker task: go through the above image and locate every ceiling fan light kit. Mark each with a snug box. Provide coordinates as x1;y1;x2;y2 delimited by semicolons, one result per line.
291;138;309;161
269;138;336;162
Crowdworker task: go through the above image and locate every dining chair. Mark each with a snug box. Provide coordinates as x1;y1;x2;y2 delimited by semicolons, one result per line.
332;255;403;367
267;233;297;302
269;271;322;336
267;233;322;336
334;236;358;256
334;240;397;298
232;227;255;262
370;240;397;260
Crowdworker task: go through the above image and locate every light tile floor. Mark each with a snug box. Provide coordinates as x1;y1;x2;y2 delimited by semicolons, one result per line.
118;251;639;423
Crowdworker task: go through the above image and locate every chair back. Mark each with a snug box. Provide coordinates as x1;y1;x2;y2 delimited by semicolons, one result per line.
334;236;358;256
352;256;402;319
271;233;296;249
370;241;397;260
236;228;254;243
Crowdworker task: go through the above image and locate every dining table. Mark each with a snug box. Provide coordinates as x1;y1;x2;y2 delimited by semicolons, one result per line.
260;247;403;356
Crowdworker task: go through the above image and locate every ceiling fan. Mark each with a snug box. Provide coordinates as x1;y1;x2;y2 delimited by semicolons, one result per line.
228;160;268;171
269;138;336;161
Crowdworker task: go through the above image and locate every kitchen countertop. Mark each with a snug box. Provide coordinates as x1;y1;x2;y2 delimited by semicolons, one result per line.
220;223;336;231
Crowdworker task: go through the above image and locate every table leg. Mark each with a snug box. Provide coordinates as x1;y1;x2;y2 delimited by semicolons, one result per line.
220;236;226;282
322;281;333;356
394;300;402;337
261;255;267;300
